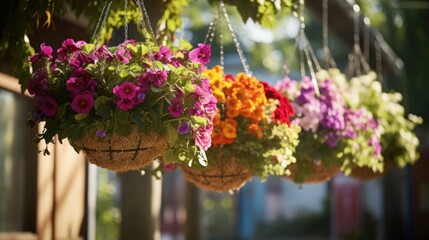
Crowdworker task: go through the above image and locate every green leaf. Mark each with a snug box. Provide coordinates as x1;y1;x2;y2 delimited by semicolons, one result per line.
94;96;109;110
116;124;133;136
75;113;89;121
85;64;97;74
129;64;142;74
163;149;177;163
119;68;129;78
150;85;162;93
190;116;208;126
81;44;95;54
96;106;110;119
166;124;178;146
184;81;194;93
126;43;138;54
132;112;146;129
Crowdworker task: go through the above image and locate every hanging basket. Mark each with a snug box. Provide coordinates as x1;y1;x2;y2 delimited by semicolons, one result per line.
75;126;168;172
349;162;392;181
181;157;253;192
285;159;340;184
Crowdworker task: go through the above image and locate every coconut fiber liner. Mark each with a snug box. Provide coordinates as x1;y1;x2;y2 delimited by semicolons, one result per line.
349;162;392;181
181;157;252;192
285;159;340;184
75;127;168;172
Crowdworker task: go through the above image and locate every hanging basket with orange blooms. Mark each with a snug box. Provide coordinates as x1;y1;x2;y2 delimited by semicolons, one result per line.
181;66;300;192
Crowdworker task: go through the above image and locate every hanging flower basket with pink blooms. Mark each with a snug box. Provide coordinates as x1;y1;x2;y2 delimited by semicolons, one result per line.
27;39;217;172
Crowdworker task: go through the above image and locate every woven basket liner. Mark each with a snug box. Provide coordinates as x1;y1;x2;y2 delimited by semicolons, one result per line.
349;162;392;181
181;157;252;192
75;127;168;172
285;160;340;184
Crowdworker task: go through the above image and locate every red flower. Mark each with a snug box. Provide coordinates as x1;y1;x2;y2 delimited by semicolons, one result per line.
261;81;294;124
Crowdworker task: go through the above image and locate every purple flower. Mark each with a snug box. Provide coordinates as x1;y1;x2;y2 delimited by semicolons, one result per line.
114;98;134;110
188;101;204;116
134;88;146;104
189;43;211;65
39;96;58;117
113;82;137;100
178;122;191;134
325;132;339;148
368;136;382;156
96;130;106;137
71;94;94;114
168;98;185;117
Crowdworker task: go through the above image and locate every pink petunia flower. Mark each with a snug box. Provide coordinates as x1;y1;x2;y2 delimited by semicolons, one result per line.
194;125;212;151
71;94;94;114
29;43;53;62
189;43;211;65
114;98;134;110
113;82;137;100
39;96;58;117
168;98;185;117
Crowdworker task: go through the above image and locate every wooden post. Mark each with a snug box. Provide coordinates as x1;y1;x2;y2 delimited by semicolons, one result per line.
185;182;203;240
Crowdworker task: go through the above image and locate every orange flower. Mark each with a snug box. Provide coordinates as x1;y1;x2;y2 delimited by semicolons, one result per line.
213;113;221;126
248;123;263;139
240;99;255;118
222;122;237;139
226;98;241;110
252;106;265;120
226;108;240;118
224;118;238;128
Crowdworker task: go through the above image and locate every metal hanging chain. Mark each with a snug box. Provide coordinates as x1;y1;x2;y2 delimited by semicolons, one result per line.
91;1;112;44
124;0;129;41
204;8;219;45
375;41;384;84
346;5;371;77
220;1;253;76
298;0;320;96
135;0;157;67
219;4;225;71
140;0;157;41
322;0;337;68
363;17;370;64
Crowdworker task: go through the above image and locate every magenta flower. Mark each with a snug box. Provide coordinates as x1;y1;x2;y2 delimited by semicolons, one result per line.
145;70;168;87
189;43;211;65
66;68;95;97
192;84;213;105
27;73;48;96
70;51;93;68
168;98;185;117
57;39;85;62
30;43;53;62
116;46;131;64
113;82;137;100
71;94;94;114
178;122;191;134
39;96;58;117
91;45;113;60
154;46;172;61
163;163;176;171
114;98;134;110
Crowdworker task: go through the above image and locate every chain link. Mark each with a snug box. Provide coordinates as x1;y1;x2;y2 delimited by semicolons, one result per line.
135;0;156;66
124;0;128;41
94;1;112;45
364;17;370;64
91;1;111;44
220;1;252;76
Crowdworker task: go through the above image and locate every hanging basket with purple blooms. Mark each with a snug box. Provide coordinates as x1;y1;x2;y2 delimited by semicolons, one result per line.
27;39;216;172
275;75;383;184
